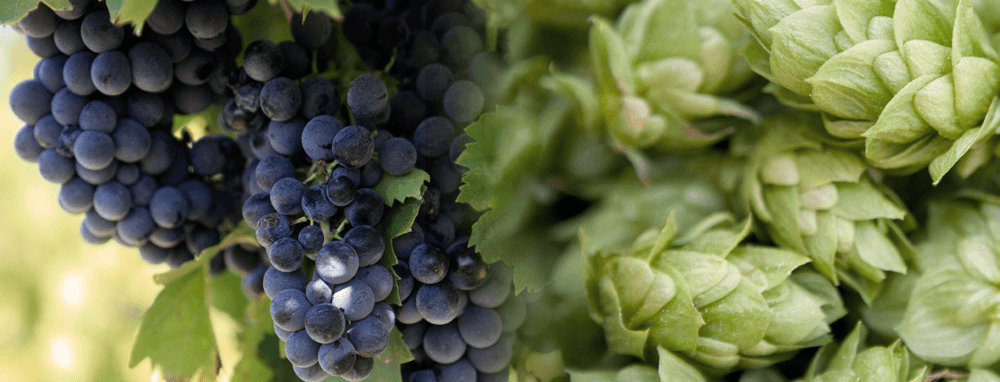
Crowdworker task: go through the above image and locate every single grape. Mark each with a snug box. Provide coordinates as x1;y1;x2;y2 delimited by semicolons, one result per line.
94;181;133;221
393;226;424;261
138;242;172;264
34;115;61;148
277;41;310;79
265;117;306;155
146;0;185;35
117;206;156;244
342;356;373;381
63;51;96;96
112;119;152;163
332;166;361;186
346;74;388;119
378;137;417;175
325;175;356;207
81;10;124;53
271;289;312;332
285;329;322;367
468;266;512;308
37;54;68;93
146;31;193;63
306;278;333;305
443;80;485;123
79;100;117;133
465;336;512;374
58;177;95;214
129;175;158;206
91;50;132;96
396;294;422;324
26;34;59;58
304;303;346;344
9;80;53;125
409;244;449;284
400;321;428;350
243;40;284;82
416;63;453;102
413;116;454;157
268;237;305;272
318;338;356;376
301;115;343;161
355;265;393;302
185;0;229;39
292;363;328;382
235;83;262;112
346;316;389;357
302;184;338;221
14;124;43;162
458;305;502;349
242;192;277;229
263;266;308;299
189;136;226;176
150;226;185;249
269;177;305;215
259;77;302;122
290;12;332;49
149;186;189;228
423;322;466;364
343;225;385;268
298;225;325;253
129;42;174;93
315;241;359;285
223;244;260;277
415;281;466;325
186;229;220;255
344;188;383;227
256;212;291;248
255;154;296;191
331;279;375;321
52;0;89;20
439;358;477;382
274;322;291;342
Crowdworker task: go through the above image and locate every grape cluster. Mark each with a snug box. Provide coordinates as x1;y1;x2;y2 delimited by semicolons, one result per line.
10;0;255;268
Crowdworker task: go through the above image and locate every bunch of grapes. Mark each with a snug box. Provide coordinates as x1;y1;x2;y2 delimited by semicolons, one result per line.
10;0;253;268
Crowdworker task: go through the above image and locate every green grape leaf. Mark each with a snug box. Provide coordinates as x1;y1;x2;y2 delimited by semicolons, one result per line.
105;0;157;31
130;224;255;379
129;266;218;378
269;0;342;21
0;0;69;25
211;272;248;323
374;168;430;207
376;194;423;305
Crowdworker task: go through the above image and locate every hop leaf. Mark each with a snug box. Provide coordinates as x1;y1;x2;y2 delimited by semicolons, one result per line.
734;0;1000;183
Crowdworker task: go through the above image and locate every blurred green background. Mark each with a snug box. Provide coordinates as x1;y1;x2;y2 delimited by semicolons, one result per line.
0;27;162;382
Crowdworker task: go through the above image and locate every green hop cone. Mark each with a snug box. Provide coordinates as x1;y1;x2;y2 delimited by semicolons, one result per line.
589;0;760;152
895;196;1000;368
583;212;846;372
733;0;1000;183
793;322;930;382
730;112;915;303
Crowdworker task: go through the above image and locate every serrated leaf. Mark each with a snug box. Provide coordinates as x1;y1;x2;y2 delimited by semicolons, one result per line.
0;0;69;25
373;169;429;207
105;0;157;31
129;267;217;378
376;194;422;305
657;347;710;382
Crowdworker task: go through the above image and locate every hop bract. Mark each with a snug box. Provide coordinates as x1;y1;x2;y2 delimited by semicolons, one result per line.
793;322;931;382
584;213;845;372
893;196;1000;368
733;0;1000;183
728;113;914;303
589;0;760;152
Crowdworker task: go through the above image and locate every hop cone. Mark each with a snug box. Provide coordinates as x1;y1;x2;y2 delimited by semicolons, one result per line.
793;322;931;382
729;113;915;303
894;196;1000;368
589;0;760;152
733;0;1000;183
584;213;845;372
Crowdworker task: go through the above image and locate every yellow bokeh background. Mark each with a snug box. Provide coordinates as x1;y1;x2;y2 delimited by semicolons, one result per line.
0;27;164;382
